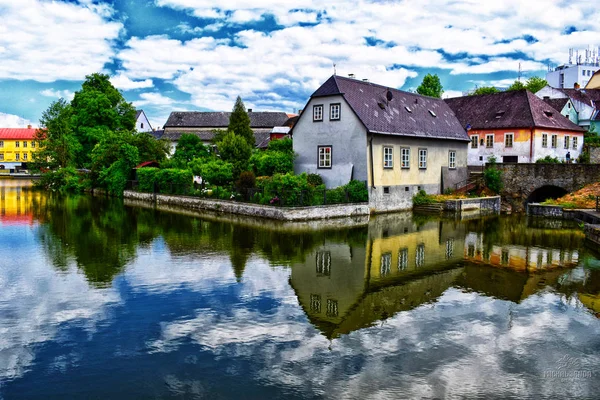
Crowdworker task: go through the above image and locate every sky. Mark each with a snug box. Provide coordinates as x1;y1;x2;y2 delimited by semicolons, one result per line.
0;0;599;129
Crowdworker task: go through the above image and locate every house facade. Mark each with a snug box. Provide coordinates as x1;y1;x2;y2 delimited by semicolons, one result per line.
163;111;290;153
536;86;600;132
445;90;586;165
135;110;152;133
585;69;600;89
293;75;469;212
0;127;39;170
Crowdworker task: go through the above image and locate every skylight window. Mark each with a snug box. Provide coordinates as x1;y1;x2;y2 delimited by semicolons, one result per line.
405;106;412;113
428;110;436;117
495;111;505;119
378;102;386;110
544;111;553;118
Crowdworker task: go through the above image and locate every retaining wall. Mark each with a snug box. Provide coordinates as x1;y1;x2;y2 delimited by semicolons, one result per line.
585;225;600;246
527;204;565;218
444;196;501;213
590;147;600;164
122;190;370;221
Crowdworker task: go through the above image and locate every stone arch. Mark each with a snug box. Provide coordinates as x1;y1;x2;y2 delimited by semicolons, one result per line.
525;185;569;204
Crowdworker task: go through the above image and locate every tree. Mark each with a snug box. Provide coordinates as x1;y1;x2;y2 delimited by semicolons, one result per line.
189;158;234;186
228;96;254;147
506;80;526;91
90;131;140;195
471;86;500;96
172;133;210;166
129;133;170;164
525;76;548;93
416;74;444;98
217;131;252;177
70;73;136;167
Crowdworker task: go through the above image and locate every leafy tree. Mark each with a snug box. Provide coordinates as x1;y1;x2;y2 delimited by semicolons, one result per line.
525;76;548;93
506;80;526;91
267;137;293;153
249;150;294;176
228;96;254;147
217;131;252;176
416;74;444;98
189;158;234;186
172;133;210;165
70;73;136;166
483;156;503;194
129;132;170;164
471;86;500;96
91;131;140;194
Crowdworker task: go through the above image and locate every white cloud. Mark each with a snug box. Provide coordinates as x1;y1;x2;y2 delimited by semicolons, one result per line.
0;0;122;82
0;112;35;128
110;74;154;90
40;89;75;101
132;92;178;107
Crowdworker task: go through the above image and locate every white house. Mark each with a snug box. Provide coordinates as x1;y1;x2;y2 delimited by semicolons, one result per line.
135;110;152;133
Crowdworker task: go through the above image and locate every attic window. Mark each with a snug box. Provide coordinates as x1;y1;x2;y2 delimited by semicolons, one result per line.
428;110;436;117
377;102;386;110
495;111;505;119
544;111;554;118
405;106;412;113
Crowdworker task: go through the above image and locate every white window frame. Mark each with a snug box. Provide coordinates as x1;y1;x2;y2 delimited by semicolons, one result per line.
448;150;456;169
401;147;410;169
23;153;27;161
318;146;332;169
23;141;27;148
31;141;35;148
542;133;548;148
329;103;340;121
485;134;494;148
418;149;427;169
551;135;558;148
564;135;570;149
573;137;578;150
15;153;19;161
313;105;323;122
504;133;514;148
398;248;408;270
15;141;19;148
383;146;393;169
0;153;3;161
470;135;479;149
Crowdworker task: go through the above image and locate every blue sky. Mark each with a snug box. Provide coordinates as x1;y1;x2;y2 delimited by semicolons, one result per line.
0;0;598;129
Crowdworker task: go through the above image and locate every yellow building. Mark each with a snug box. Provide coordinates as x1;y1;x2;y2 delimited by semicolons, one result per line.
585;70;600;89
0;127;39;171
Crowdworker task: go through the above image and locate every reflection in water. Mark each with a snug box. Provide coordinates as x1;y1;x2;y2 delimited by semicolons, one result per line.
1;182;599;399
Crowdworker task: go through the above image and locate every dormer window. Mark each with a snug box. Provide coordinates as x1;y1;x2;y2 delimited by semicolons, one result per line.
544;111;553;118
495;111;505;119
330;103;340;120
405;106;412;113
313;105;323;122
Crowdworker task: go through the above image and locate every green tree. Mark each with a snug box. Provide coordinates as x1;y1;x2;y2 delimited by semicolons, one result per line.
416;74;444;98
483;156;503;194
228;96;254;147
129;132;170;164
525;76;548;93
506;80;526;91
90;131;140;194
471;86;500;96
218;131;252;177
70;73;136;167
172;133;210;166
189;158;234;186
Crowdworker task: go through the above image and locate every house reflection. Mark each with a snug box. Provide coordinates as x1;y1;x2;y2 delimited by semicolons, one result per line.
0;182;39;226
290;213;591;338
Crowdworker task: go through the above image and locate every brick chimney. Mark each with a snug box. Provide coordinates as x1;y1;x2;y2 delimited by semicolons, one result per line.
574;82;580;89
27;124;32;129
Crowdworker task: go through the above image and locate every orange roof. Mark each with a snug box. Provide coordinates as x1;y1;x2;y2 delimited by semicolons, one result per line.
0;128;38;140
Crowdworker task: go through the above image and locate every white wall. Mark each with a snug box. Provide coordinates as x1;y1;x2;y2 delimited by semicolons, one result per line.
136;111;152;133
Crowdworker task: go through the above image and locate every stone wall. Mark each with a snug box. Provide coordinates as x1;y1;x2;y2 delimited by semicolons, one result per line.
122;190;370;221
585;225;600;246
444;196;501;213
527;204;564;218
590;147;600;164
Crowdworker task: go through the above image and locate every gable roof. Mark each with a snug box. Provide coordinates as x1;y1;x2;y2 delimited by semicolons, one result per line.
164;111;289;129
541;98;570;112
445;90;585;132
135;110;143;119
308;75;469;141
162;129;273;149
551;88;600;106
0;128;37;140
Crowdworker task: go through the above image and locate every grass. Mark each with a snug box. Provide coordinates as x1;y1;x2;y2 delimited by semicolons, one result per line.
541;182;600;209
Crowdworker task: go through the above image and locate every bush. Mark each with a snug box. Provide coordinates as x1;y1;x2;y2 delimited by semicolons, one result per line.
536;155;561;164
257;172;312;206
267;137;293;153
325;187;346;204
248;150;294;176
155;169;193;194
236;171;256;189
35;166;88;193
413;189;435;206
306;173;323;187
136;167;159;192
344;180;368;202
217;131;252;176
483;156;503;194
189;158;234;187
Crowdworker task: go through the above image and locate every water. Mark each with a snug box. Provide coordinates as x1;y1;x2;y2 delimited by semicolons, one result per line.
0;181;599;399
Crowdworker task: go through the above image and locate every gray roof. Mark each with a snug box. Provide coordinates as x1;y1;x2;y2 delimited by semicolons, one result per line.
163;129;272;148
164;111;289;129
307;75;469;142
135;110;143;119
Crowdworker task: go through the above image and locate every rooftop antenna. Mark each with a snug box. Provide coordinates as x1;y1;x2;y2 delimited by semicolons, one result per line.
333;63;336;76
569;48;573;64
518;62;522;82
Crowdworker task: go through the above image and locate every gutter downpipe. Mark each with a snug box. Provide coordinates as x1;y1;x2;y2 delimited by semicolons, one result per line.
369;133;375;188
529;127;534;162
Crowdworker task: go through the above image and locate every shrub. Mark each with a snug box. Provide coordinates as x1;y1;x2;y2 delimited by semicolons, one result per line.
325;187;346;204
155;169;193;194
248;150;294;176
217;131;252;176
483;156;503;194
306;173;323;187
267;137;293;153
536;155;561;164
344;180;368;202
237;170;256;189
413;189;435;206
189;158;234;187
258;172;312;206
137;167;159;192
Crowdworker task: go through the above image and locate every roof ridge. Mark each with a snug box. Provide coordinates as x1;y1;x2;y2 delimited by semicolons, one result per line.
524;90;537;127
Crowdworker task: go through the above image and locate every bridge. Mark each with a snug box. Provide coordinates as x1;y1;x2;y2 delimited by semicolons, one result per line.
496;164;600;212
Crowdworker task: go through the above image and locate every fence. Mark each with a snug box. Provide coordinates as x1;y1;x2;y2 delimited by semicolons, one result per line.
125;180;368;208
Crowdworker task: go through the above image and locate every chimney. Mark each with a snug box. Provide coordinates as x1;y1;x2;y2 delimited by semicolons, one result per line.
574;82;580;89
27;124;32;129
248;108;252;112
362;78;369;82
298;109;303;115
348;73;355;79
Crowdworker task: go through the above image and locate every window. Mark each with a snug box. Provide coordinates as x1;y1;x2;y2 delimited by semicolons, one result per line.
318;146;332;168
0;141;3;148
329;103;340;120
316;251;331;276
15;153;19;161
564;136;570;149
416;244;425;268
542;133;548;148
471;135;479;149
505;133;513;148
445;238;454;260
401;148;410;168
398;248;408;270
551;135;558;148
0;154;3;161
573;137;578;149
418;149;427;169
310;294;321;313
326;299;338;317
23;153;27;161
31;141;35;148
15;141;19;148
383;146;393;168
380;253;391;277
485;134;494;148
141;123;144;129
23;141;27;148
448;150;456;169
313;105;323;121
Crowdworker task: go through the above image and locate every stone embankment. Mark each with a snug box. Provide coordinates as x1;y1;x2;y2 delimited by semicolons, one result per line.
527;203;600;246
413;196;501;215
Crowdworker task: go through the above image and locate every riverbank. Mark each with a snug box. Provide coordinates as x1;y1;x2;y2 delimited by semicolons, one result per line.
527;203;600;246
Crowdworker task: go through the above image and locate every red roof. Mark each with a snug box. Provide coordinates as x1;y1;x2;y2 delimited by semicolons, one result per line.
0;128;38;140
134;161;159;169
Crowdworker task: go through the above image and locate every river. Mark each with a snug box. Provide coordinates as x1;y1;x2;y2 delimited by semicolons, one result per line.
0;181;599;399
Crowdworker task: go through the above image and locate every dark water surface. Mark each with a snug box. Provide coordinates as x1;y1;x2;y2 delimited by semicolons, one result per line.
0;182;599;399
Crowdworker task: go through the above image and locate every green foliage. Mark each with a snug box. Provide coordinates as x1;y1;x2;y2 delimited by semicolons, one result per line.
237;171;256;189
249;149;294;176
172;134;210;166
32;99;81;171
217;131;252;176
525;76;548;93
416;73;444;98
189;158;234;187
154;169;193;194
344;180;368;202
267;137;293;153
412;189;435;206
536;155;562;164
228;96;254;147
129;133;169;164
483;156;503;194
96;143;140;195
506;80;526;91
211;129;227;145
257;173;312;206
136;167;159;192
36;166;87;193
471;86;499;95
306;173;323;187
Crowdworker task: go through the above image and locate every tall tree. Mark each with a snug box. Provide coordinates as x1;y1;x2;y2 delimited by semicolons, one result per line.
506;80;526;91
172;133;210;166
471;86;500;96
70;73;136;167
416;74;444;98
228;96;254;147
218;131;252;177
525;76;548;93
